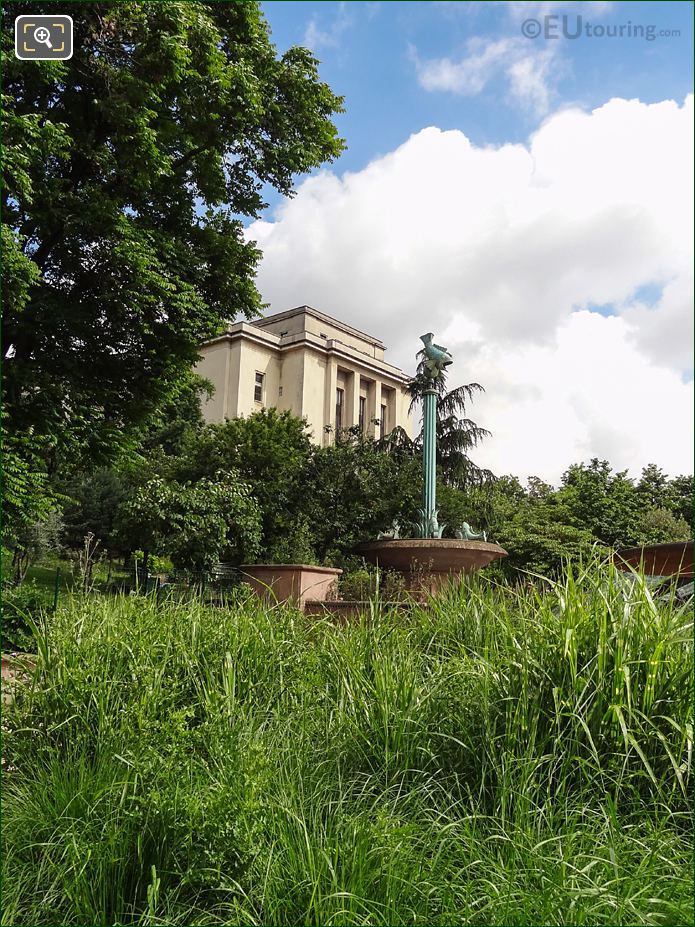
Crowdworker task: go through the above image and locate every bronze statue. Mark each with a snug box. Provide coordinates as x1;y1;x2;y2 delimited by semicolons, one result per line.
455;522;487;542
420;333;453;380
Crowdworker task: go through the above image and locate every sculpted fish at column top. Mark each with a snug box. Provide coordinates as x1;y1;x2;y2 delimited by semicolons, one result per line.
420;333;453;380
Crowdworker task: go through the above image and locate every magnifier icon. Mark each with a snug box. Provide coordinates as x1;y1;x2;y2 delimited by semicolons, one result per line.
33;26;53;49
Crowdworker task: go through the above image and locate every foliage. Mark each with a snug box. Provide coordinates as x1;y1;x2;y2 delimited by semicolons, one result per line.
3;559;692;925
1;418;58;546
495;508;601;577
263;516;317;566
2;0;344;514
636;463;670;509
56;375;213;562
177;415;422;565
118;472;261;572
305;428;421;563
60;469;131;554
559;458;642;547
391;352;494;489
461;462;692;578
664;474;694;526
433;481;476;535
131;551;175;577
137;374;212;463
1;580;53;652
637;507;692;545
339;566;407;602
179;409;313;561
7;509;64;586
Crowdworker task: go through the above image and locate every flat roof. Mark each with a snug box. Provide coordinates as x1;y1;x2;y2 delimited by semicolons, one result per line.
252;305;386;349
202;321;411;384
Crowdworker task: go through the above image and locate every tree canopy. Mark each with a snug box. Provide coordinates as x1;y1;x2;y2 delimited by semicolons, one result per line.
2;0;344;529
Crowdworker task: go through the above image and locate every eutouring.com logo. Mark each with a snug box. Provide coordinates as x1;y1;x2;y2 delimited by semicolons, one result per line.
521;15;681;42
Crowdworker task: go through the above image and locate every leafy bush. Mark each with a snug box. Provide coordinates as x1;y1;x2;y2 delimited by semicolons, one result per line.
131;550;175;576
119;472;262;571
340;566;407;602
1;580;53;652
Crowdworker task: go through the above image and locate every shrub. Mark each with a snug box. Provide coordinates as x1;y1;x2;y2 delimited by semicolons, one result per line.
1;580;53;652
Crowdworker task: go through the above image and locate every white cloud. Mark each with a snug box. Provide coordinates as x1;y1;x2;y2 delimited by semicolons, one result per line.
304;2;352;51
248;95;694;483
622;274;694;374
504;1;613;19
507;48;557;114
461;311;693;481
435;1;612;17
412;36;561;115
413;2;612;115
412;37;514;96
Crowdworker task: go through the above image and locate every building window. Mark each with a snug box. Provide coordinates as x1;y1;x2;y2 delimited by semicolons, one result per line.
254;371;264;403
380;403;387;438
335;387;344;432
358;395;366;431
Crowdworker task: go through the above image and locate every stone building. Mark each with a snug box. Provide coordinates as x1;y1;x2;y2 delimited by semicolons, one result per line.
196;305;413;444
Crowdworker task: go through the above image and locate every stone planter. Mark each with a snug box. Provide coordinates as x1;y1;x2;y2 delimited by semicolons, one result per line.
239;564;342;608
615;541;693;578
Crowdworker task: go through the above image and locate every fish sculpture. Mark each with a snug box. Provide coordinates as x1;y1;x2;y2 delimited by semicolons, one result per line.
421;333;453;380
455;522;487;542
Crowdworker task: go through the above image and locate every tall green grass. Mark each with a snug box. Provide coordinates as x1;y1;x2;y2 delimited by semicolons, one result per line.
2;558;692;925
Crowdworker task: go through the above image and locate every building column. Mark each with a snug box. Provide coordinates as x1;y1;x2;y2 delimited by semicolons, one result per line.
323;357;338;445
346;370;361;428
369;379;382;439
398;386;414;438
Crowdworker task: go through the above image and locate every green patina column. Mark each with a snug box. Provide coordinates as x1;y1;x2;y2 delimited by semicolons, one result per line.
417;333;453;538
422;387;438;533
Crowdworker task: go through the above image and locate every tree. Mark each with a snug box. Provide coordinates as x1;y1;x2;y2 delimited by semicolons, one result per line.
118;472;261;573
463;473;522;527
664;475;694;527
178;409;314;561
2;418;57;547
559;459;641;548
494;507;600;578
636;507;692;546
383;357;494;490
61;468;131;556
306;428;421;563
636;464;669;509
2;0;344;517
462;475;599;578
138;375;211;462
9;508;64;586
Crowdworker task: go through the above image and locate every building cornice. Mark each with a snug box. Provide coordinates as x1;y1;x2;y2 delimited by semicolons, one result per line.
252;305;386;349
201;325;412;386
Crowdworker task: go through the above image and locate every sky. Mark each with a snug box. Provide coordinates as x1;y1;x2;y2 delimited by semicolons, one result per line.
249;0;694;485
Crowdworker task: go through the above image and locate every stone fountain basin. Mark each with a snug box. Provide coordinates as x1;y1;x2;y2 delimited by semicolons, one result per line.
356;538;508;575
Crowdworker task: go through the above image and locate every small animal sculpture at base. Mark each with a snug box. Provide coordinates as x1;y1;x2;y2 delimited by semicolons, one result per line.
455;522;487;542
377;520;401;540
415;509;446;539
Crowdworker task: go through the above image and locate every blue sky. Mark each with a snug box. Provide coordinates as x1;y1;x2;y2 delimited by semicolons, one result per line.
261;1;693;180
251;1;693;481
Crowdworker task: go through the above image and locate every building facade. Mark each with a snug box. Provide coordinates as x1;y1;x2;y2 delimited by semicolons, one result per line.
196;305;413;444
